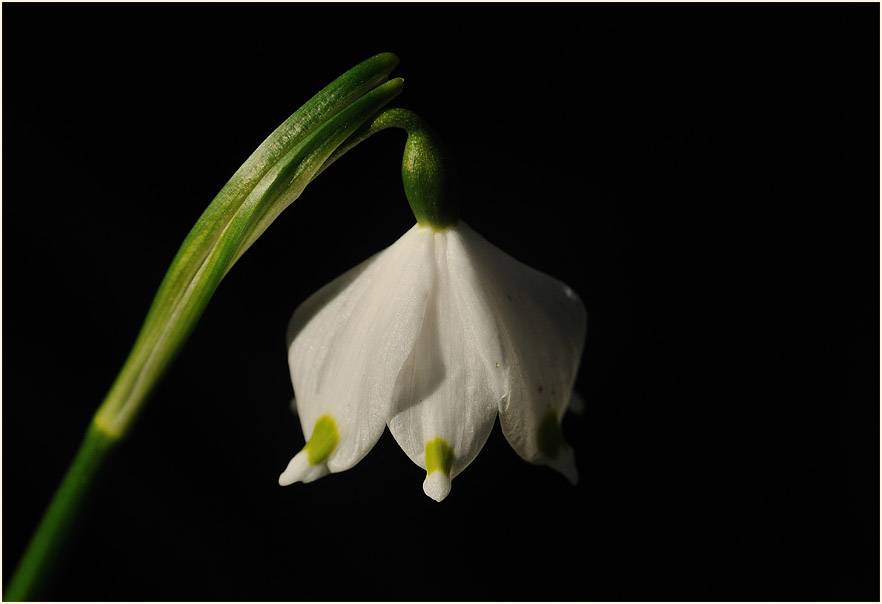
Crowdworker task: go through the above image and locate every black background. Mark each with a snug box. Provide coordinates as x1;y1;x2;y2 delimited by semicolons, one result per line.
3;3;879;602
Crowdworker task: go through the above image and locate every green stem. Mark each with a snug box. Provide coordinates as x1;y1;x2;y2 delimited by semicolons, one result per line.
6;62;458;603
5;422;117;601
5;54;403;602
93;76;403;439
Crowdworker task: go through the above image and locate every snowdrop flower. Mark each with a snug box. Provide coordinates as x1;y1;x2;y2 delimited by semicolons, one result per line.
278;111;586;501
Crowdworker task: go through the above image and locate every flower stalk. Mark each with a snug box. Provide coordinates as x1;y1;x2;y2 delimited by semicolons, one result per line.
5;53;403;601
7;50;584;597
4;425;116;602
318;108;461;228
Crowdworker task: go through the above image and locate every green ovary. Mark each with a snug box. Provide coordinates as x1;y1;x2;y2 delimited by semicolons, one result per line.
425;437;455;477
306;415;339;465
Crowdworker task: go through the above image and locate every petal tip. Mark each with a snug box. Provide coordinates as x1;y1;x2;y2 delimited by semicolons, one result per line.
567;390;586;416
545;446;579;485
279;450;330;486
423;471;452;502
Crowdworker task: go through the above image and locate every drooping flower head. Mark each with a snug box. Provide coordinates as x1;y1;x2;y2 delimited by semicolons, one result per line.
279;110;586;501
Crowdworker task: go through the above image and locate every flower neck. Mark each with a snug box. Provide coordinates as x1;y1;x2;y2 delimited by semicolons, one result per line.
374;109;461;229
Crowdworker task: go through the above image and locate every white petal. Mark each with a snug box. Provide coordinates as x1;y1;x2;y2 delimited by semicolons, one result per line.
567;390;586;415
453;222;587;480
388;228;500;501
422;470;452;502
281;224;434;483
279;449;329;485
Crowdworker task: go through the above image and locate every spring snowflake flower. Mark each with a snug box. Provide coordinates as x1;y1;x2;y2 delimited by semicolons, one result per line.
279;221;586;501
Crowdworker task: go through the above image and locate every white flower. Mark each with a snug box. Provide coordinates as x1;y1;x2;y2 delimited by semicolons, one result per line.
278;221;587;501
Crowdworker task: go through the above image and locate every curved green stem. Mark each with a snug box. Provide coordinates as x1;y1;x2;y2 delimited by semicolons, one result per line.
4;53;402;602
93;76;403;439
6;60;461;603
96;59;402;439
317;108;460;229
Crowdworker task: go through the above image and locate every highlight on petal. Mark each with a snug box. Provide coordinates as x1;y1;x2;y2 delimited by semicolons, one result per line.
282;224;434;480
448;222;587;482
388;227;500;501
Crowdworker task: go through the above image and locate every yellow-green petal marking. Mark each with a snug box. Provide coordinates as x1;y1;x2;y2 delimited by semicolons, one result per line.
425;436;454;477
537;409;566;460
306;415;339;465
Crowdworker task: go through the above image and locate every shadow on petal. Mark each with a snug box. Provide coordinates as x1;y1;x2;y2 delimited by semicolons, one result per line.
390;269;447;415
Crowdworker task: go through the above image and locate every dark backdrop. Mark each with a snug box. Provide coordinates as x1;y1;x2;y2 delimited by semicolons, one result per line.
3;3;879;601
